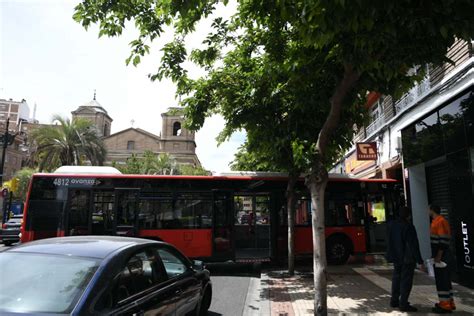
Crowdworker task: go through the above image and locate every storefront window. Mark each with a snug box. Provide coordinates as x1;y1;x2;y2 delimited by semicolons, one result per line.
417;112;443;162
439;99;466;154
402;125;422;167
462;92;474;146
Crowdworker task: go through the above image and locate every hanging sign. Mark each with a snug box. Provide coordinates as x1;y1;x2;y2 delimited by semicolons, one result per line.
356;142;378;160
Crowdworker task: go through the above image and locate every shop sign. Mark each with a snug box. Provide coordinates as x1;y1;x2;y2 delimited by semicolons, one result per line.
461;221;473;269
345;152;376;174
356;142;378;160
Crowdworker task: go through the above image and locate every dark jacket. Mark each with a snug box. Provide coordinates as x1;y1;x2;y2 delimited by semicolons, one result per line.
386;218;423;265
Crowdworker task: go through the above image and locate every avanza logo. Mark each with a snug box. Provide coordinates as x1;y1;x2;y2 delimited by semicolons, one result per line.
461;221;471;264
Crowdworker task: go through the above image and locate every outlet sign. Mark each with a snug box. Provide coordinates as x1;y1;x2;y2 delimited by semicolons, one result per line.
461;221;473;269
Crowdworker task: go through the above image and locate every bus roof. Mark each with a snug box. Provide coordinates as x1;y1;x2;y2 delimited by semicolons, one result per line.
54;166;122;175
35;170;397;183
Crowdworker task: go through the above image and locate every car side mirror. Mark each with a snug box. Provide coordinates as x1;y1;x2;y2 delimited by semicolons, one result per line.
192;259;205;271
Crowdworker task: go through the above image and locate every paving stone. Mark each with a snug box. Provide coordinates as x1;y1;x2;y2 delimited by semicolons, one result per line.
258;263;474;316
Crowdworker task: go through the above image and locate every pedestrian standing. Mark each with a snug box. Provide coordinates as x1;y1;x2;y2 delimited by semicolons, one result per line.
429;204;455;313
386;206;424;312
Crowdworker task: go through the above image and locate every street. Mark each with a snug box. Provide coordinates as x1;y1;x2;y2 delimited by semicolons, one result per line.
208;275;255;316
0;243;13;252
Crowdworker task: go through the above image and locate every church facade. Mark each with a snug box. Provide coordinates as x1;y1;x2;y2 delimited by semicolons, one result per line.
71;98;200;167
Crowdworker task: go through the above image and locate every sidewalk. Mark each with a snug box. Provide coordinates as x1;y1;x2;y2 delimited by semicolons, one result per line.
243;258;474;315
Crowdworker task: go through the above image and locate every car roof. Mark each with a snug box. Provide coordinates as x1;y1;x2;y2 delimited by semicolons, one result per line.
6;236;162;259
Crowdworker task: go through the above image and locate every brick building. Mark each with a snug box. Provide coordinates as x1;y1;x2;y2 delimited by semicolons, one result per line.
71;94;112;137
71;99;200;167
0;98;30;181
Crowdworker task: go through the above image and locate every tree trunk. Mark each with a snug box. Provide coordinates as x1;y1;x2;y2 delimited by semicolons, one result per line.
308;64;360;316
286;173;298;275
306;162;329;316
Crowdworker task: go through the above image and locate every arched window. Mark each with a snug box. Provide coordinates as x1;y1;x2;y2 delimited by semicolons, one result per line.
103;123;109;137
173;122;182;136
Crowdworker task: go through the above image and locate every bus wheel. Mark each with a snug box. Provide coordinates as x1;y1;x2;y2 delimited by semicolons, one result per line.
326;236;352;265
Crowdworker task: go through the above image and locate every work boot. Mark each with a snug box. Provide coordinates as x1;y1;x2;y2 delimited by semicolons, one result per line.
432;302;452;314
400;305;418;312
449;300;456;311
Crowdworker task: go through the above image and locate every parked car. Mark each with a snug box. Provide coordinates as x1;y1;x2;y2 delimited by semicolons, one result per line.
0;236;212;315
0;214;22;246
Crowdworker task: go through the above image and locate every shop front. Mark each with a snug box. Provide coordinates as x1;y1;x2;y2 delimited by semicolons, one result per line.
402;90;474;287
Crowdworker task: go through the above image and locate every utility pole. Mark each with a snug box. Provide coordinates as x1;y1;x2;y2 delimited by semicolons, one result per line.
0;117;10;186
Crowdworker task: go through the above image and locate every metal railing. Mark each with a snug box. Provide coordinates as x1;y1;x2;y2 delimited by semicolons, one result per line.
351;39;471;145
365;116;385;136
395;76;431;114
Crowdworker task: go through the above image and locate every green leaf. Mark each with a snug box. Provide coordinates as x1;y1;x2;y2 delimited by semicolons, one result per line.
132;55;141;66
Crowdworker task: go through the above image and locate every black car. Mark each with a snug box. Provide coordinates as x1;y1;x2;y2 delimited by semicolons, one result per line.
0;236;212;315
0;214;22;246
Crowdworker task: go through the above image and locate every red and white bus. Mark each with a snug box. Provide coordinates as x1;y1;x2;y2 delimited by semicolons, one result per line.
20;167;399;264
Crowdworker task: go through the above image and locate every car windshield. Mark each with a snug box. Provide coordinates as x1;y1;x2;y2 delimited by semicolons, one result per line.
0;252;99;313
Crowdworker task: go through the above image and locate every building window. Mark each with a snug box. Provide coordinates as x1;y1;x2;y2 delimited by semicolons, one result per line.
371;100;381;121
173;122;182;136
127;141;135;150
103;123;109;136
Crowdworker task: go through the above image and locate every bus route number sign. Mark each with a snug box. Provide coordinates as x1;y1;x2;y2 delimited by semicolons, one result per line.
53;178;101;187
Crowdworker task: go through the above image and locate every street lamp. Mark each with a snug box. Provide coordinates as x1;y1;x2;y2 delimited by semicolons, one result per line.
0;117;25;224
0;117;20;185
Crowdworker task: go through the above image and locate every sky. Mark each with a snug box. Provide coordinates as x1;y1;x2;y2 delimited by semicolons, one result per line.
0;0;245;172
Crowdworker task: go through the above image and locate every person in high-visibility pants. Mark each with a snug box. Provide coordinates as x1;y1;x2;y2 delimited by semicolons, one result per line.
429;204;455;313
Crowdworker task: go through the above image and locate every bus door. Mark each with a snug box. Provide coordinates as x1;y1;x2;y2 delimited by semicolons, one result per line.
66;189;93;236
66;189;116;236
234;194;271;260
114;188;140;237
364;183;394;253
212;191;234;260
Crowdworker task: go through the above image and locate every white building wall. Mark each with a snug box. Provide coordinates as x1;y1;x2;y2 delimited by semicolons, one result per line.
408;164;432;260
18;100;30;122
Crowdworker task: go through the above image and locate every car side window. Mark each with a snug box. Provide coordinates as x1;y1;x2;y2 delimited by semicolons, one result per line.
95;248;161;312
157;248;189;278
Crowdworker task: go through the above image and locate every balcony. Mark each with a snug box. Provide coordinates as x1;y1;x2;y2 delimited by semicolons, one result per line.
365;116;385;137
355;39;471;144
395;76;431;114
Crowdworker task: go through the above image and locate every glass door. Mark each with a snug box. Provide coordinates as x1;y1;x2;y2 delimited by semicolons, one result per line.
66;189;92;236
91;190;115;235
114;189;140;237
212;191;233;260
234;194;271;260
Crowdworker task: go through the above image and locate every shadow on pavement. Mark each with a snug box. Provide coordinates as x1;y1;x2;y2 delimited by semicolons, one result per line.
206;262;261;277
260;264;474;315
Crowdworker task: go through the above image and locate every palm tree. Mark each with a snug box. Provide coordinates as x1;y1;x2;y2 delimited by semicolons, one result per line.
29;115;107;171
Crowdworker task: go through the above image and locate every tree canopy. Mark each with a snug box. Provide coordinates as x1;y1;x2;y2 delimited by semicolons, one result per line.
115;150;209;175
29;115;107;171
74;1;474;314
12;168;36;202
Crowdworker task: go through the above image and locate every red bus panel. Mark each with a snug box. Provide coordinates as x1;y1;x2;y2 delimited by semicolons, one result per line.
139;229;213;258
294;226;366;254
